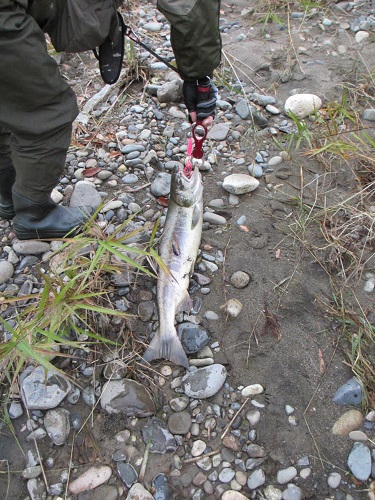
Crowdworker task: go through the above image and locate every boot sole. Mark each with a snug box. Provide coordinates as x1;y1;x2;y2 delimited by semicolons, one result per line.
0;206;15;220
13;225;82;240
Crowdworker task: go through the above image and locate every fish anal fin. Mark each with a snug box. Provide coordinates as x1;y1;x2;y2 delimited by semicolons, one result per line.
143;331;189;369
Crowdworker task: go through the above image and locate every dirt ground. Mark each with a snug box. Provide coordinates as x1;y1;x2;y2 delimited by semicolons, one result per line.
0;0;374;498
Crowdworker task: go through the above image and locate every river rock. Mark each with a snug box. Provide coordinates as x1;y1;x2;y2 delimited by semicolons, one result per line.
157;80;183;103
332;409;363;435
247;468;265;489
127;483;153;499
241;384;264;397
70;181;102;209
222;174;259;195
282;484;302;500
264;485;283;499
0;260;14;284
327;472;341;488
347;442;371;481
220;298;243;318
152;473;173;499
222;492;249;500
284;94;322;118
230;270;250;288
168;410;192;434
277;466;297;484
332;377;362;405
178;322;209;354
117;462;138;488
182;364;227;398
100;379;155;416
13;240;50;255
151;172;171;197
141;417;177;453
21;366;71;410
27;477;46;500
44;408;70;445
69;465;112;494
207;123;230;141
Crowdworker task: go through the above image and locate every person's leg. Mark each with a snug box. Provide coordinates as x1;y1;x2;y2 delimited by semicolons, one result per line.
0;128;16;219
0;3;92;238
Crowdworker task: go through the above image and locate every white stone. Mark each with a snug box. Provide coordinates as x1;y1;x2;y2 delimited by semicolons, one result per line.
284;94;322;118
264;485;283;500
247;468;265;489
182;364;227;399
222;174;259;195
327;472;341;488
222;491;249;500
0;260;14;285
69;466;112;494
299;467;311;479
51;189;64;203
241;384;264;397
127;483;154;499
246;410;261;426
355;31;369;43
102;200;123;213
349;430;368;441
191;440;206;457
277;466;297;484
220;298;243;318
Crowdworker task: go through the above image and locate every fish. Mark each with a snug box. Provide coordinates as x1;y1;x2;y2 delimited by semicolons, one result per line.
143;165;203;368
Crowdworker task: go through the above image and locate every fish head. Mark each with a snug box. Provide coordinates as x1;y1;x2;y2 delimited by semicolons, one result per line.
170;165;203;208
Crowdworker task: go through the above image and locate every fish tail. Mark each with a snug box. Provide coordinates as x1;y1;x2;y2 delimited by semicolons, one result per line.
143;331;189;369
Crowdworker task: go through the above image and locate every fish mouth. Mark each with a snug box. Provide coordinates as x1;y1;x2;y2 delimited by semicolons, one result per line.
171;165;202;207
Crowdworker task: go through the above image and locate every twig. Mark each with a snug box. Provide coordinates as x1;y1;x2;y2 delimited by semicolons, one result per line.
182;449;221;464
138;441;151;482
221;398;250;440
123;183;151;193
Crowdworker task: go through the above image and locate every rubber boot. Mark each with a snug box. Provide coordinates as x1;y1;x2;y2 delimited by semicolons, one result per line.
0;167;16;219
12;191;93;240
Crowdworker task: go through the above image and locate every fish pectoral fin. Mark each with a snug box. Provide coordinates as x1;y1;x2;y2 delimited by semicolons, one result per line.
176;290;192;314
192;204;202;229
143;330;189;369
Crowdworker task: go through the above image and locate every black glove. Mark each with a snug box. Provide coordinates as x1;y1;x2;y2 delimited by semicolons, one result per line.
183;77;218;121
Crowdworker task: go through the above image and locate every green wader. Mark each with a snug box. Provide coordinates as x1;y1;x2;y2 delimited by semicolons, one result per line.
0;0;78;203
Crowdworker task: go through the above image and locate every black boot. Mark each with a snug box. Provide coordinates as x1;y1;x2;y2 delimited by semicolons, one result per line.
0;167;16;219
12;191;94;240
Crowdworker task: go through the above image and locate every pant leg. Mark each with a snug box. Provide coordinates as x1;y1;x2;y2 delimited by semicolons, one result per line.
0;2;79;202
0;128;14;172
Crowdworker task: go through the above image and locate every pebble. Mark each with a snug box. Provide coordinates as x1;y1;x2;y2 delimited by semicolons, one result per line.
247;163;263;178
222;492;249;500
246;410;261;426
21;366;71;410
70;180;102;209
178;323;209;354
13;240;50;255
191;440;207;457
9;401;23;419
141;417;177;453
207;123;230;141
328;472;341;488
277;466;297;484
69;465;112;494
349;430;368;441
127;483;153;499
282;484;302;500
117;462;138;488
347;442;371;481
241;384;264;397
203;212;227;225
222;174;260;195
22;466;42;479
150;172;171;197
355;30;369;43
44;408;71;445
220;298;243;318
230;271;250;288
284;94;322;118
0;260;14;284
182;364;227;398
168;410;192;434
332;377;362;405
27;478;46;500
264;485;283;499
247;468;266;489
100;379;155;416
363;109;375;121
219;468;236;483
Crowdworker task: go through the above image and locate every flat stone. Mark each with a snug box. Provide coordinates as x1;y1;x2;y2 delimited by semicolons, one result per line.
0;260;14;284
102;200;123;212
70;181;102;209
169;395;189;412
44;408;70;445
332;377;362;405
207;123;231;141
347;442;371;481
152;473;173;500
90;484;118;500
21;366;71;410
247;468;265;489
100;379;155;416
168;410;192;435
219;468;235;483
150;172;171;197
13;241;50;255
241;384;264;397
332;409;363;435
349;430;368;441
222;174;259;195
277;466;297;484
127;483;153;499
182;364;227;398
143;22;162;32
191;440;207;457
178;322;210;354
22;466;42;479
264;485;283;499
9;401;23;419
157;80;183;103
284;94;322;118
141;417;177;453
27;478;46;500
117;462;138;488
69;465;112;494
